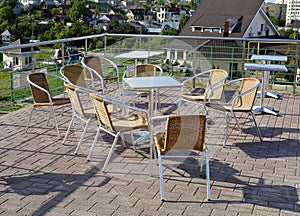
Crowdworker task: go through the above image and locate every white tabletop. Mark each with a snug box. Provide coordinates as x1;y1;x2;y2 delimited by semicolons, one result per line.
115;51;165;59
123;76;183;89
251;55;287;62
244;63;288;72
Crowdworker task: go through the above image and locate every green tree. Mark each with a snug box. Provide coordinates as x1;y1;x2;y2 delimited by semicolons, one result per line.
279;28;294;38
157;0;164;5
289;31;300;39
179;14;190;30
38;23;65;41
0;6;16;33
67;2;87;22
0;0;18;8
56;22;94;46
159;28;179;35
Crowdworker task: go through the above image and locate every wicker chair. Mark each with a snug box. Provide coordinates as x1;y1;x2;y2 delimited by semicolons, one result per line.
81;56;120;97
88;93;149;172
26;72;70;139
178;69;228;113
205;77;263;147
63;84;96;155
60;64;104;92
152;114;210;201
122;64;163;111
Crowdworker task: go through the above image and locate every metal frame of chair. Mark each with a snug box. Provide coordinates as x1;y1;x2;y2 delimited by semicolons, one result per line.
151;114;210;201
205;77;263;147
178;69;228;113
26;72;70;139
62;83;96;156
81;55;121;98
60;63;104;92
88;93;149;172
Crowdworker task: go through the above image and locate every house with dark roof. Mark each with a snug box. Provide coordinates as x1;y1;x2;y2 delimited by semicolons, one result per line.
1;30;14;44
157;3;185;23
126;9;145;22
2;39;40;70
167;0;280;75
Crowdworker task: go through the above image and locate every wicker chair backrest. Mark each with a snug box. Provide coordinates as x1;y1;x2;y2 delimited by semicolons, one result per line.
28;72;51;104
157;115;206;152
61;64;85;87
90;94;115;132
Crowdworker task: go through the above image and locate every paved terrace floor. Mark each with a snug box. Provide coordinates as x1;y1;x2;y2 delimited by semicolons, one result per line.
0;84;300;216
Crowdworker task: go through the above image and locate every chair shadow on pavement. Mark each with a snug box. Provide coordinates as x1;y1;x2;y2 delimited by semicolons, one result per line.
0;167;111;215
162;156;300;213
210;159;299;213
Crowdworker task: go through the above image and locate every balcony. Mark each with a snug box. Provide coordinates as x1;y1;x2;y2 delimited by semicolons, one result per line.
0;34;300;214
0;34;300;112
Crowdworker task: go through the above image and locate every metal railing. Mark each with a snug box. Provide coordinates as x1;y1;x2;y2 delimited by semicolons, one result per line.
0;33;299;113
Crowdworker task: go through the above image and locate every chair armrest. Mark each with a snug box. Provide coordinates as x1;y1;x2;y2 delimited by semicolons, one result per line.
181;69;212;84
150;115;169;124
206;78;243;103
91;91;148;114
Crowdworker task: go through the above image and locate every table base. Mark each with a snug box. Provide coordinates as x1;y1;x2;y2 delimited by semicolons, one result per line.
257;91;280;99
252;106;278;116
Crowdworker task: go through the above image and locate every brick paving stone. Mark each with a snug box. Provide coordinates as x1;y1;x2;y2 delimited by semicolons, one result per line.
112;206;143;216
1;89;300;215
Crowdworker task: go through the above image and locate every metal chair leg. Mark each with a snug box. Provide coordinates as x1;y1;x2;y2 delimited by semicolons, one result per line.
102;132;120;172
157;150;165;201
50;106;60;139
74;119;91;154
223;114;232;147
62;114;75;145
250;112;263;141
87;127;101;161
205;149;211;201
26;107;35;132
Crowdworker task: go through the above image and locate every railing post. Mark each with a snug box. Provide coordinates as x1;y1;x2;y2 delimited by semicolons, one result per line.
293;42;299;94
242;40;246;78
61;42;65;65
104;35;107;57
55;63;59;96
9;69;14;102
85;38;88;55
31;47;35;73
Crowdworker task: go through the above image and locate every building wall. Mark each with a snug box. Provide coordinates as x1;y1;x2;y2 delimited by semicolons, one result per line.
263;3;286;23
3;52;34;70
286;0;300;26
244;11;277;37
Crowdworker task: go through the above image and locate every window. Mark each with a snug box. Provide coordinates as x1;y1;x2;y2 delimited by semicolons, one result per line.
14;57;19;66
261;24;264;32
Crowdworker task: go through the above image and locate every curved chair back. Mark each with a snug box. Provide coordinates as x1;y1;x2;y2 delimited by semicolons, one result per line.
28;72;51;104
123;64;163;79
82;56;104;78
235;77;260;111
82;56;119;80
64;83;85;117
90;93;115;132
60;64;85;87
136;64;162;77
155;114;206;152
207;69;228;100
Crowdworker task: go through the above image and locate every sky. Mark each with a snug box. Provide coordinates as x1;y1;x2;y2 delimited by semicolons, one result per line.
265;0;276;2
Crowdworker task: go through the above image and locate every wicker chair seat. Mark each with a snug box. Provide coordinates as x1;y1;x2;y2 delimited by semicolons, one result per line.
111;114;148;132
178;93;205;101
205;102;250;112
33;97;70;107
